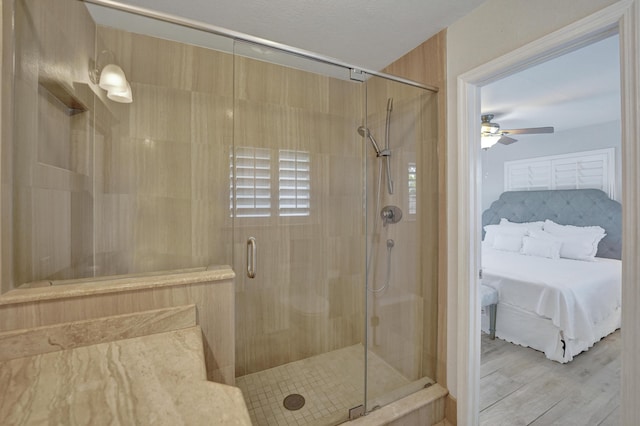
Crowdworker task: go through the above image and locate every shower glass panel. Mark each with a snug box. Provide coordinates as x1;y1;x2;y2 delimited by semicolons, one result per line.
5;0;440;422
232;40;366;425
9;0;236;286
363;74;439;409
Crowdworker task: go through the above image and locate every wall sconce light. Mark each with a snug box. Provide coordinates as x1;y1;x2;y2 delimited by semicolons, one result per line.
89;50;133;103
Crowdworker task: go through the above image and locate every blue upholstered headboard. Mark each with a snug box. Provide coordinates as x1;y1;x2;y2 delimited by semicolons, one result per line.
482;189;622;260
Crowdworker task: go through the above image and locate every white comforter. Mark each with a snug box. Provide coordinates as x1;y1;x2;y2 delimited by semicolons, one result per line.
482;244;622;343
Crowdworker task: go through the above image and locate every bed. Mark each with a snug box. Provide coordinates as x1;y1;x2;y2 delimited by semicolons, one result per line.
480;189;622;363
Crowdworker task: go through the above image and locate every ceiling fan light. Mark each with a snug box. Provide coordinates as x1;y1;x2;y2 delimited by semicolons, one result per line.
481;134;501;150
481;122;500;134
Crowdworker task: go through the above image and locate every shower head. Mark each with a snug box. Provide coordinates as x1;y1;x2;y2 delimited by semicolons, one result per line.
357;126;382;156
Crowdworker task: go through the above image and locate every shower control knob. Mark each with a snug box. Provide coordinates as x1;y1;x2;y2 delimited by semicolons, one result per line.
381;205;402;225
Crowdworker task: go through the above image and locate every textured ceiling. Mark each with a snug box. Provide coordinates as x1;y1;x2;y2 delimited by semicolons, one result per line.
90;0;487;71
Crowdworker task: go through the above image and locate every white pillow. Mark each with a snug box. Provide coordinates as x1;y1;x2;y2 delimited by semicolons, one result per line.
543;219;605;237
492;233;524;252
529;229;560;240
500;218;544;232
558;233;605;261
484;224;528;245
521;236;561;259
531;228;605;261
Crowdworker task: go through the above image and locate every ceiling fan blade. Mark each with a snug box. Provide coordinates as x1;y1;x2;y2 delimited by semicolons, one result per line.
498;135;517;145
503;126;554;135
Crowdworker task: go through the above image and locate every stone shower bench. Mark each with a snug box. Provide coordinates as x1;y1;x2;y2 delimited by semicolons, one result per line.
0;306;251;425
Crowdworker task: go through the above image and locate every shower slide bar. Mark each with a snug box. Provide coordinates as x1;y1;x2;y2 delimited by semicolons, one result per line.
79;0;439;93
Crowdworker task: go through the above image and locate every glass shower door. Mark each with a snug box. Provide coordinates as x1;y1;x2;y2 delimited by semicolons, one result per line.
231;40;367;425
363;74;439;410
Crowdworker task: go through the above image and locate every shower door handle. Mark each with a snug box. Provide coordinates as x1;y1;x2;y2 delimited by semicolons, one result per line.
247;237;257;278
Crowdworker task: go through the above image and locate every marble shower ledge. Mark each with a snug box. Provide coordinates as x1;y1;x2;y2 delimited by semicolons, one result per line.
0;326;251;425
0;266;235;306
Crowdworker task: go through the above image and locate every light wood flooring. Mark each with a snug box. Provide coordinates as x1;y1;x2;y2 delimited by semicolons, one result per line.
480;330;620;426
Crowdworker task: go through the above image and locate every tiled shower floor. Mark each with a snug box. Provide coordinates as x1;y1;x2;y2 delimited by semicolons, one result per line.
236;345;425;426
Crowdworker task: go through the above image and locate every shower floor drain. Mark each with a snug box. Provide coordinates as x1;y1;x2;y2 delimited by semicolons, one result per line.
283;393;305;411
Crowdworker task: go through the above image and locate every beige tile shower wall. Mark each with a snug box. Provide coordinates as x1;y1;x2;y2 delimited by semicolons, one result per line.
95;27;234;276
233;56;365;376
11;0;97;286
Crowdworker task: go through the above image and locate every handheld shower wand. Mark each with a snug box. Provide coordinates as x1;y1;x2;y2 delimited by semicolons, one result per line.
357;97;394;195
384;98;394;195
357;126;383;156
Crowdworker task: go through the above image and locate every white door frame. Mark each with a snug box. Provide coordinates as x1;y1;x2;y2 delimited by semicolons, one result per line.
455;1;640;425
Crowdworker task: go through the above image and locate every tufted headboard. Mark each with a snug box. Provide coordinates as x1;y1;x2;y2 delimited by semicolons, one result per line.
482;189;622;260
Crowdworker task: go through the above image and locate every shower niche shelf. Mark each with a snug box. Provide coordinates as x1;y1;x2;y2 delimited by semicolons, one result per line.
36;78;94;175
38;78;88;116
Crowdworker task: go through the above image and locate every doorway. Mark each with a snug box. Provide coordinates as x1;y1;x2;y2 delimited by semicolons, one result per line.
454;2;640;425
478;33;621;424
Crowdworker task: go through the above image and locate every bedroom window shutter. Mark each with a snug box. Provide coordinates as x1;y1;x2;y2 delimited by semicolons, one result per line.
504;148;615;198
552;154;608;190
505;160;551;191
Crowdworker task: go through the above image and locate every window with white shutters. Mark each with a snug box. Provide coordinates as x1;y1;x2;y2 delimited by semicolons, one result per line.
504;148;615;198
552;154;607;190
279;150;310;217
230;148;311;218
232;147;272;218
504;160;551;191
408;162;417;215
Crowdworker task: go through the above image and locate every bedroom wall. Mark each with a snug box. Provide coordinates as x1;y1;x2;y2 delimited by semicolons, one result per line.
481;120;622;211
445;0;620;402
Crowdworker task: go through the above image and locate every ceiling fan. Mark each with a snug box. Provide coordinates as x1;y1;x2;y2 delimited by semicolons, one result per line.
481;114;554;149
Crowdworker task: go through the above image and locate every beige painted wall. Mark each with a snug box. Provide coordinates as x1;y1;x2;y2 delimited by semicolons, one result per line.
445;0;620;399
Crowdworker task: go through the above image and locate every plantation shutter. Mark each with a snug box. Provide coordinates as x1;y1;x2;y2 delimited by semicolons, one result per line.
504;148;615;198
278;150;310;217
232;147;272;218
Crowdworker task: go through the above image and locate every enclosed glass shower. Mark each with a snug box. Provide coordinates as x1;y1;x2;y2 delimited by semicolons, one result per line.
3;0;438;423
